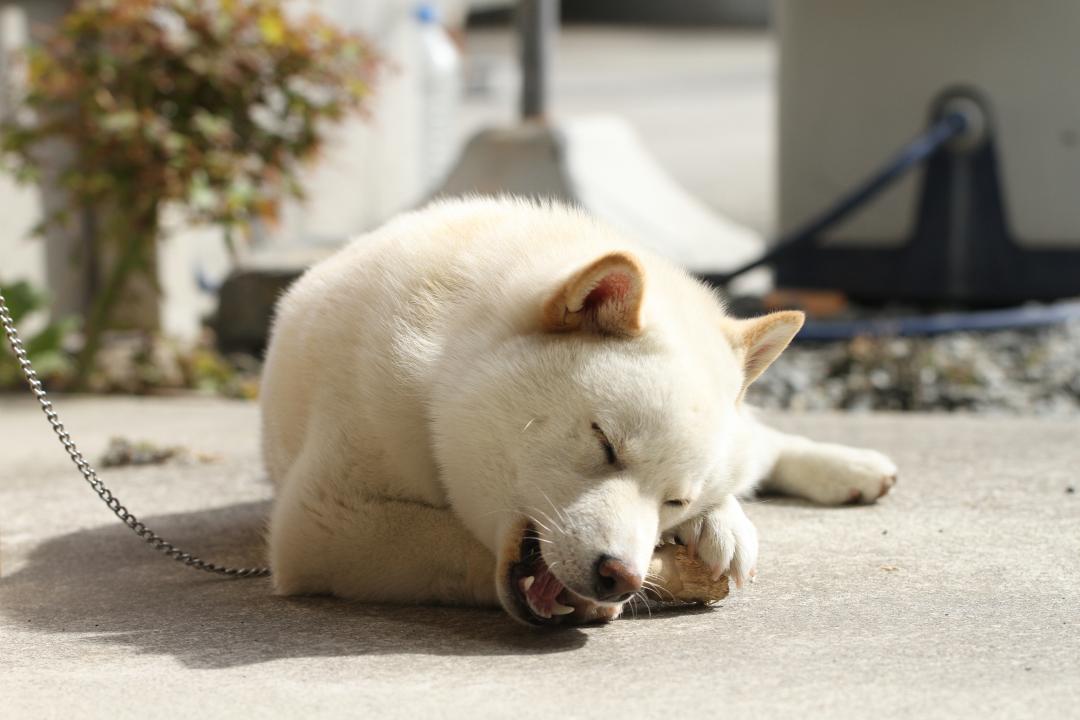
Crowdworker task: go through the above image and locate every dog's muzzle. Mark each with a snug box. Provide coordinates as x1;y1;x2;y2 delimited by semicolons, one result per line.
500;522;620;627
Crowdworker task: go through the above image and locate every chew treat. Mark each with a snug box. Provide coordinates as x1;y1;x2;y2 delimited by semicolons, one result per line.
648;543;731;604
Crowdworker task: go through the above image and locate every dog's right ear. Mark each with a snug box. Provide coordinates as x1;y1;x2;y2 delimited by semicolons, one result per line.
540;252;646;336
727;310;805;398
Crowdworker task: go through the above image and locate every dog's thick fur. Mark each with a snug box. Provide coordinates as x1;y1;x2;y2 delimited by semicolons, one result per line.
262;198;897;624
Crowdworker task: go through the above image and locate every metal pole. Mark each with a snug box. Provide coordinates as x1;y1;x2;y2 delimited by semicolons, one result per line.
517;0;557;121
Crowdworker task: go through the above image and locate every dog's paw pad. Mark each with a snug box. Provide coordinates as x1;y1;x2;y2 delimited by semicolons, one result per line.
878;473;898;499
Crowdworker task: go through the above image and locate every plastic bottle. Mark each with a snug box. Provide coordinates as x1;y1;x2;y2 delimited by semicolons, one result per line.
414;3;462;193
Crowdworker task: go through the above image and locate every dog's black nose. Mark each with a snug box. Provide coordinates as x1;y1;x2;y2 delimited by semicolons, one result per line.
593;555;643;602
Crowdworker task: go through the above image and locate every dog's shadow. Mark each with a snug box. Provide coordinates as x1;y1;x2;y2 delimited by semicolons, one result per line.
0;501;588;669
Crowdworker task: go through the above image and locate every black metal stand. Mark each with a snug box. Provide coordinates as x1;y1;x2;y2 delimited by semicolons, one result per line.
775;90;1080;304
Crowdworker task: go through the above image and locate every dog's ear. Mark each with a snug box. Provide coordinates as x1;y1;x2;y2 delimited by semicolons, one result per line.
729;310;805;396
541;251;646;336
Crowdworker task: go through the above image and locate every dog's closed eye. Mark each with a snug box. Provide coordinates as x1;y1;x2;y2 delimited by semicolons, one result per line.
590;422;618;465
664;499;690;508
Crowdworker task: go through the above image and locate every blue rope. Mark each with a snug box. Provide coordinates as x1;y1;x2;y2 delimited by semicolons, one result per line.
711;111;968;286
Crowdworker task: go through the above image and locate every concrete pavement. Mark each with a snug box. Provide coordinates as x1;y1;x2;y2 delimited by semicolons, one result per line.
1;396;1078;718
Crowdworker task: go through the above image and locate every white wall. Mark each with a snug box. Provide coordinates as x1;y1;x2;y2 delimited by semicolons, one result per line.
0;5;46;292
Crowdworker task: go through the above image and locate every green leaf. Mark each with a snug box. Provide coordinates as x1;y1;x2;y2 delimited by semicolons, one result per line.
25;322;66;358
0;280;46;325
257;11;286;46
99;110;139;134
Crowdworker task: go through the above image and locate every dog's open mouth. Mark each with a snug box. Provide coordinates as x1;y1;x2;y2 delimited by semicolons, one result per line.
507;525;590;625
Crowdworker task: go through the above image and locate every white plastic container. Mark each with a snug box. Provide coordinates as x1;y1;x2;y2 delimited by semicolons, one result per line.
414;2;462;193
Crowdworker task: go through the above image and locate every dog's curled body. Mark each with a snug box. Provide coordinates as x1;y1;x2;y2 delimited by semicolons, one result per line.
262;198;898;624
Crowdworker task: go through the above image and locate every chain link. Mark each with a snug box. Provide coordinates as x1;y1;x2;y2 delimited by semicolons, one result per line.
0;287;270;578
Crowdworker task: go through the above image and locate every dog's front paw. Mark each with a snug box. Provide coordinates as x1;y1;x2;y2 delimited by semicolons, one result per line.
672;495;758;588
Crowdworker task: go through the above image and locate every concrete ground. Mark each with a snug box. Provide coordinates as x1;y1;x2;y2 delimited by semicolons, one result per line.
1;396;1077;718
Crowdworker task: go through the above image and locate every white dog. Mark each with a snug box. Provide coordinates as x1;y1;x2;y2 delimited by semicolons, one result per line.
261;198;897;625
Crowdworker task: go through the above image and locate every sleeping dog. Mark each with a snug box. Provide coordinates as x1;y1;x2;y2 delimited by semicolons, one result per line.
261;198;897;625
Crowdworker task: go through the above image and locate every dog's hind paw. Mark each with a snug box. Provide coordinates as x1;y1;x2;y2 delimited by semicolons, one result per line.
803;446;899;505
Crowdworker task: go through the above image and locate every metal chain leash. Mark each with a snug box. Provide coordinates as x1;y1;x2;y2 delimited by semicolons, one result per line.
0;287;270;578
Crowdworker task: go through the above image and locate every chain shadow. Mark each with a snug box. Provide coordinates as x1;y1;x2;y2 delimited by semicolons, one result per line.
0;501;589;668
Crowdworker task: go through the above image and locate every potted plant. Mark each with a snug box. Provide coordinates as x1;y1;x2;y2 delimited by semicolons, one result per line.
1;0;378;388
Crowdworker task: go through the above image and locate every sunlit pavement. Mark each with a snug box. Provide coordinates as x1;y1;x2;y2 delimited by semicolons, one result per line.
2;395;1077;717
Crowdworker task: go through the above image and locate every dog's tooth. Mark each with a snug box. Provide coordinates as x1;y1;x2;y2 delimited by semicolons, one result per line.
522;576;535;592
551;603;575;616
526;594;551;619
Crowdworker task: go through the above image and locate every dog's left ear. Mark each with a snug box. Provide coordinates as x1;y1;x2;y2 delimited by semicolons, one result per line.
729;310;805;396
541;251;646;336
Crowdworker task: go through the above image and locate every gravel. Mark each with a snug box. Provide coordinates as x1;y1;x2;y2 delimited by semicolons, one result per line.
27;317;1080;417
748;322;1080;415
